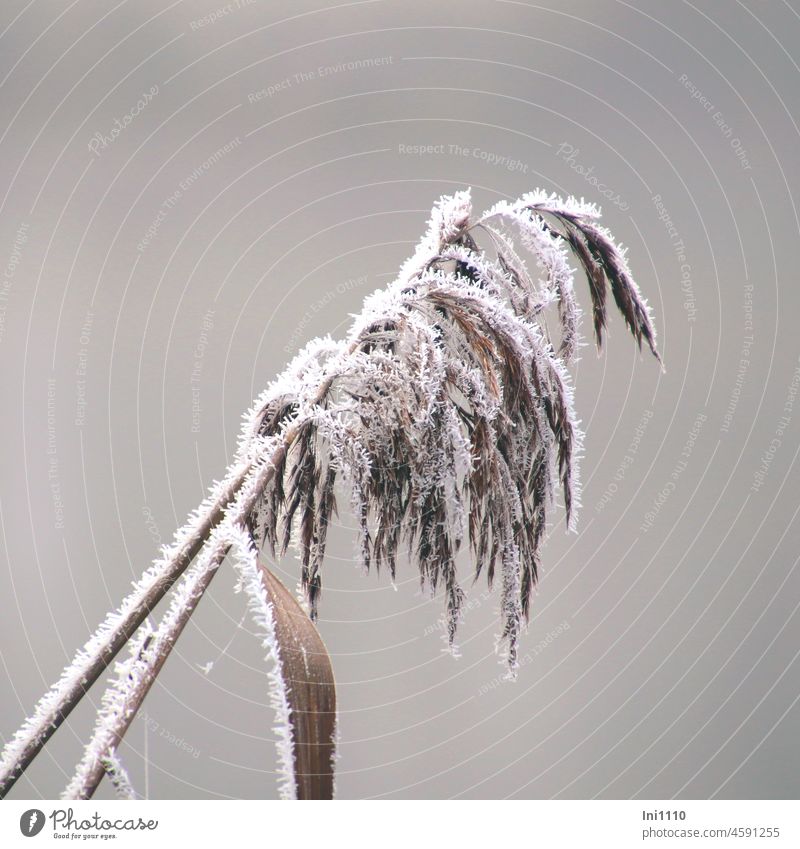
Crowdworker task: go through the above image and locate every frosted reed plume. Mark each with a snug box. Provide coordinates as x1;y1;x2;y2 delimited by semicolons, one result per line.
244;187;660;671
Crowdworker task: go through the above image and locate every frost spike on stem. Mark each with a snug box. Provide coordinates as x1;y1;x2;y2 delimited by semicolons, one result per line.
100;748;137;800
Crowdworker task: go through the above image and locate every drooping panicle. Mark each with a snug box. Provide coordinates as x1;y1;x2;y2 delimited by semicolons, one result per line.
239;188;659;673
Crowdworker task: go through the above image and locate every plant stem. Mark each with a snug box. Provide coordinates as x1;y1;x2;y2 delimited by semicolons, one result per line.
0;465;250;798
66;542;230;799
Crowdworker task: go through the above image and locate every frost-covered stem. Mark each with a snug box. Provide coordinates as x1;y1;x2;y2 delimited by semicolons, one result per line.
65;436;298;800
65;541;229;799
0;465;250;799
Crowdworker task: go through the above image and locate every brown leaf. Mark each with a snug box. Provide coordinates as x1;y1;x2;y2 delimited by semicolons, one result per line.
260;564;337;800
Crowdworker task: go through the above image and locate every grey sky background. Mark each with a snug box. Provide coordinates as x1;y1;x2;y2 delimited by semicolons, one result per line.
0;0;798;799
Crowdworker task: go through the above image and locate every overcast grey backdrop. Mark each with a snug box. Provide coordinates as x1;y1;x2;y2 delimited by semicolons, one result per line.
0;0;798;800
